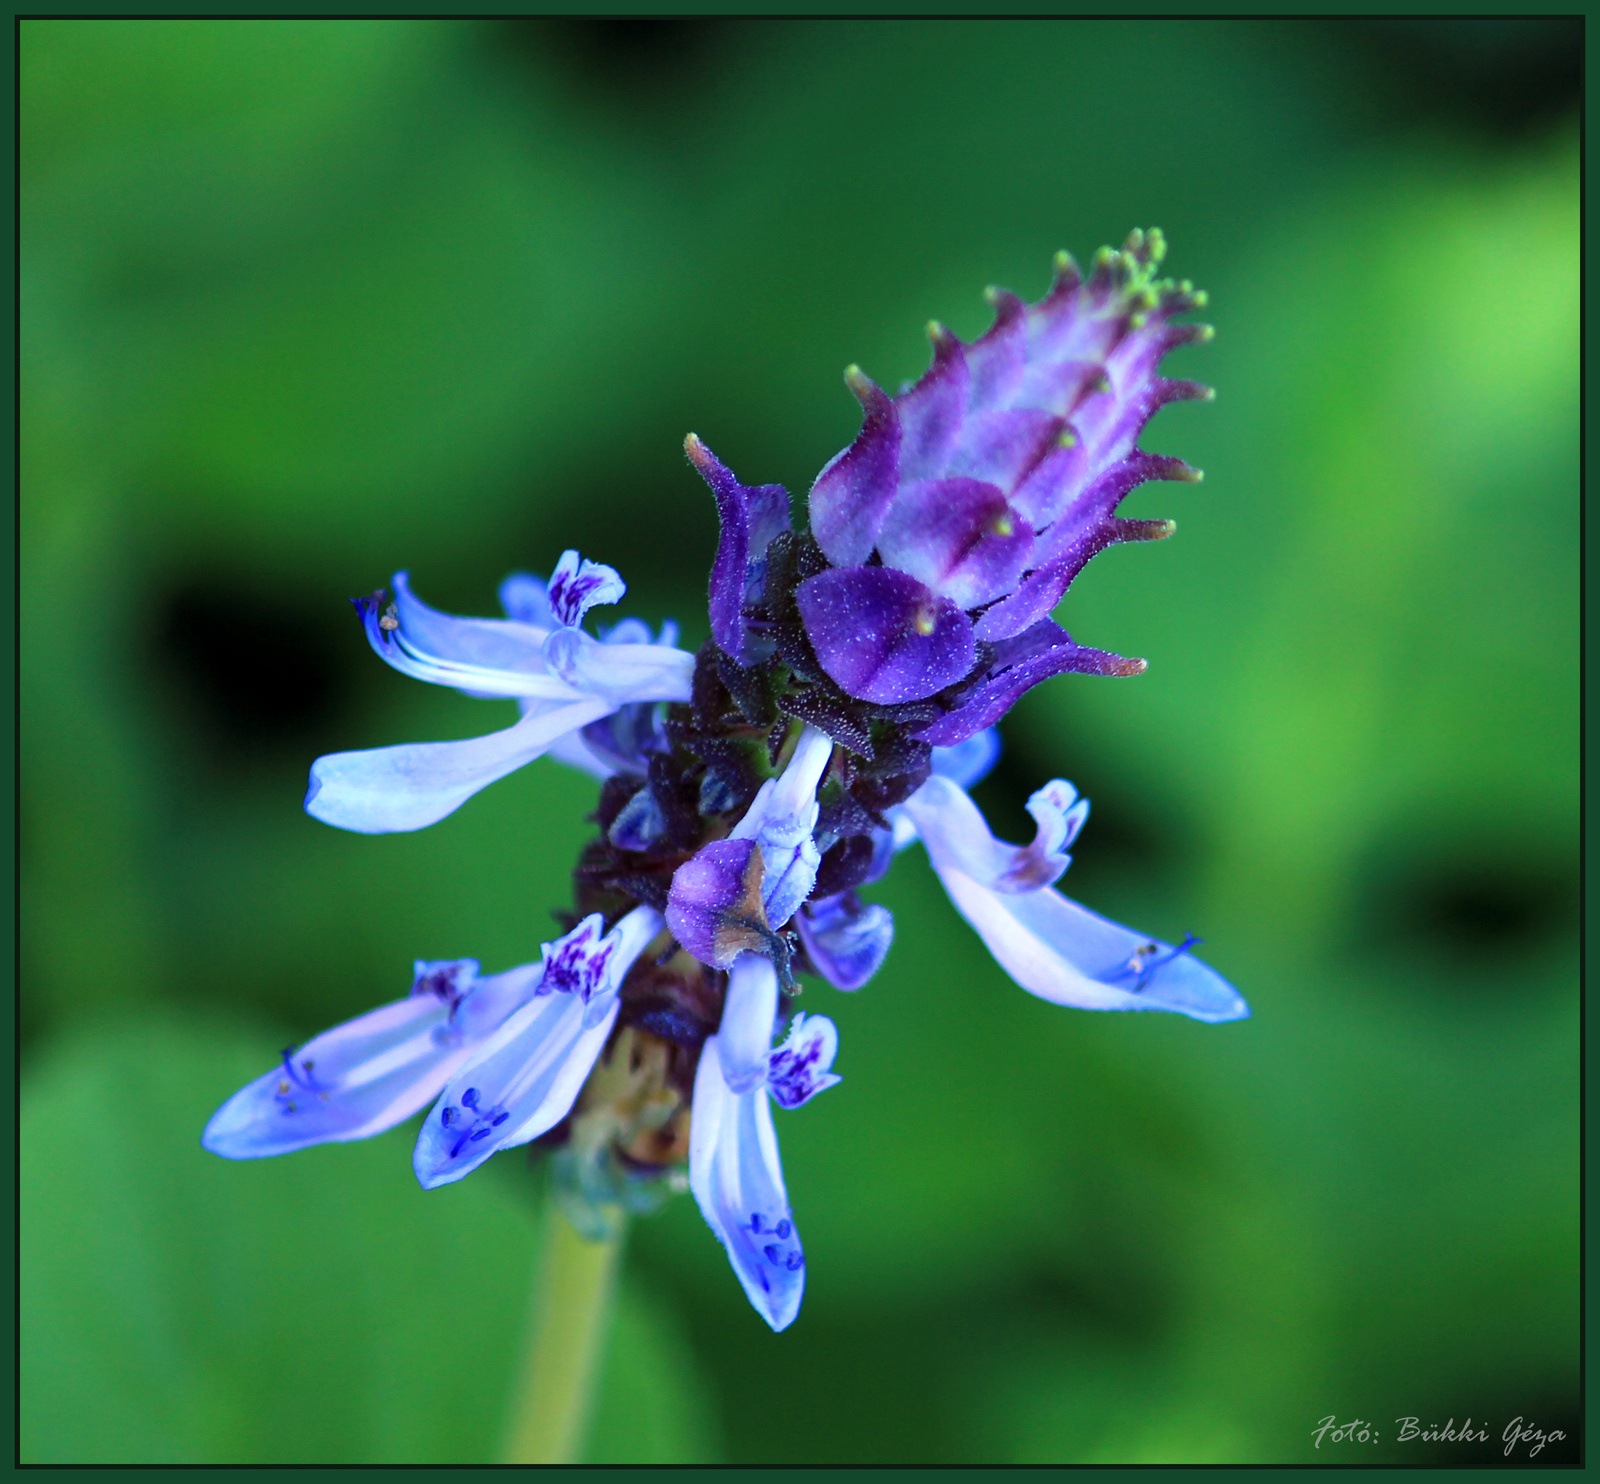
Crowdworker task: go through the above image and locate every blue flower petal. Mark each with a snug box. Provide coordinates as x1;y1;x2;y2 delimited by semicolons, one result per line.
930;726;1001;790
718;954;780;1096
412;908;661;1188
729;725;832;930
305;695;615;834
689;1034;805;1333
904;776;1248;1023
361;574;576;699
412;993;617;1188
202;961;540;1159
796;891;893;991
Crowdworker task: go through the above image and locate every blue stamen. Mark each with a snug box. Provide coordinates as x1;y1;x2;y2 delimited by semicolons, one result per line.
461;1087;480;1110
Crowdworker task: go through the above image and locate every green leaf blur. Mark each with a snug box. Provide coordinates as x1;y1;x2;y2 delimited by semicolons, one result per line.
21;18;1577;1464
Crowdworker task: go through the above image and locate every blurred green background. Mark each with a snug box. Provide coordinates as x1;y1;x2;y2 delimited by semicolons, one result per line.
21;18;1578;1465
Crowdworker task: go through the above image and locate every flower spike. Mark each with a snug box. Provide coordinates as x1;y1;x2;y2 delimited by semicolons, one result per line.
210;232;1244;1338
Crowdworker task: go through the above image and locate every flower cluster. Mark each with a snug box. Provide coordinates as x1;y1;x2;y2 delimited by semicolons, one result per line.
206;231;1247;1333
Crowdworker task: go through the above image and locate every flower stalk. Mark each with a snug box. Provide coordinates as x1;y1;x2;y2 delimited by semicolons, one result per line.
501;1204;625;1465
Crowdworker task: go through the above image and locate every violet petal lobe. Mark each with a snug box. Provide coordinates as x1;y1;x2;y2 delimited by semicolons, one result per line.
913;621;1142;748
875;477;1034;611
666;836;767;968
895;324;969;483
686;434;791;665
796;565;975;706
942;408;1064;494
808;367;901;567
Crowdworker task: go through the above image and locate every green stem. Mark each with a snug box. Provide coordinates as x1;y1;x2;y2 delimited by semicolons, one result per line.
501;1203;625;1464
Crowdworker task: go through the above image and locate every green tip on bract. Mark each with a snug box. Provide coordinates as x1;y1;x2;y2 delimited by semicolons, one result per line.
1058;430;1079;449
1053;249;1078;276
684;432;714;471
843;364;877;404
1195;324;1216;343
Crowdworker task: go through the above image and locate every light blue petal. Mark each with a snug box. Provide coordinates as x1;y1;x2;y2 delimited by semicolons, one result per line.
499;571;553;627
718;954;779;1095
796;892;893;991
542;627;696;705
904;776;1246;1022
393;572;554;674
689;1034;804;1333
930;726;1001;789
546;549;626;628
363;574;578;700
903;773;1079;892
305;695;615;833
411;907;661;1188
201;962;540;1159
935;867;1248;1022
411;993;617;1189
729;725;832;928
